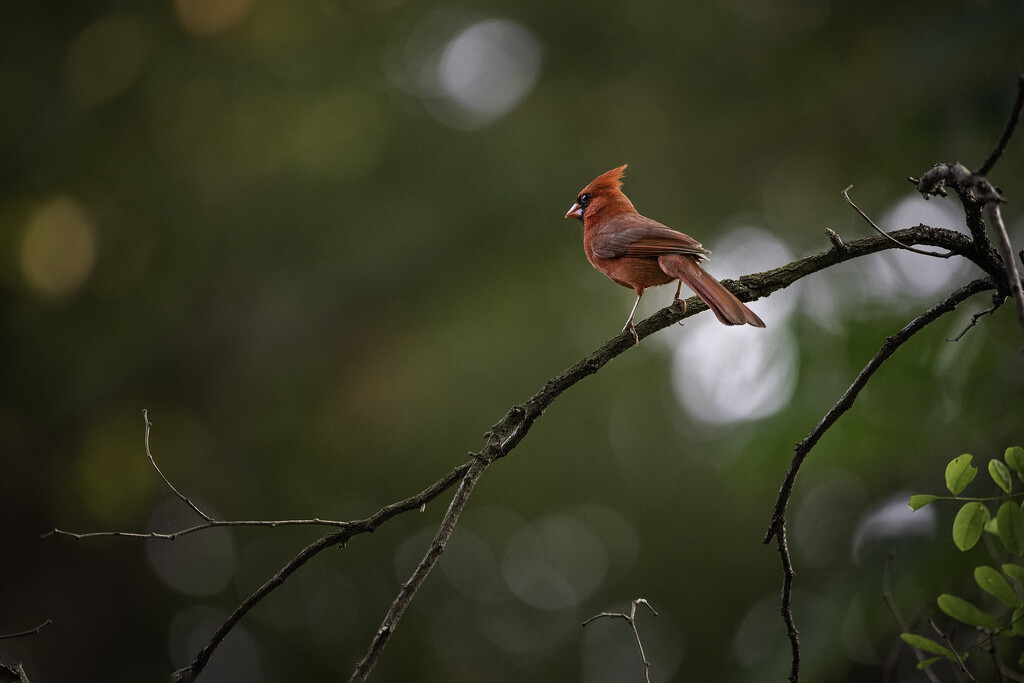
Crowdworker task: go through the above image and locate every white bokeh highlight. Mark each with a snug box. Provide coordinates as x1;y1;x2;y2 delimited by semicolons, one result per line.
663;226;798;424
386;13;543;130
851;494;936;562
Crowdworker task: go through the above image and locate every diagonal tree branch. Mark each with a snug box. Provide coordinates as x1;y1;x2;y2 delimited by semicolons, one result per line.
348;458;487;682
986;199;1024;341
976;70;1024;177
57;223;1011;682
172;461;473;683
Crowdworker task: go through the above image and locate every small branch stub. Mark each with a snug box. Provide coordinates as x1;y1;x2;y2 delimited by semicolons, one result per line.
0;619;52;642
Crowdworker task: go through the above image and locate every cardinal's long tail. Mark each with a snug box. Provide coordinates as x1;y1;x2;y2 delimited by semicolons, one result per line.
658;254;766;328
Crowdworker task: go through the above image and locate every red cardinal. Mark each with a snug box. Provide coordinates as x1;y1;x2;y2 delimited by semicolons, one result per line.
566;165;765;342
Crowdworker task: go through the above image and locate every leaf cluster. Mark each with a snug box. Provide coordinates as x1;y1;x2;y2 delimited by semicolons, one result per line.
903;447;1024;672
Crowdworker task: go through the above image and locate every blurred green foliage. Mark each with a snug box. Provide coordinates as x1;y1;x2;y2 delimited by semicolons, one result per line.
901;448;1024;678
1;1;1023;681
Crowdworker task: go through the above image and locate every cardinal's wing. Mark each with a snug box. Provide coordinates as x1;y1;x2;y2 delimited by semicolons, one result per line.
590;213;710;260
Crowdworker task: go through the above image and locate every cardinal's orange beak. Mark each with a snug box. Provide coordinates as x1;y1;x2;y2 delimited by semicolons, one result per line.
565;202;583;220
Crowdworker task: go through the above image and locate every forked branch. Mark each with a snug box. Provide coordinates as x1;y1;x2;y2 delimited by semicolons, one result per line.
582;598;659;683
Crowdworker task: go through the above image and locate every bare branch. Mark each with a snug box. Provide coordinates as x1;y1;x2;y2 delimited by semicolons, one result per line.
765;277;993;542
773;522;801;683
582;599;659;683
43;412;352;540
948;295;1004;342
976;70;1024;177
842;186;954;258
912;163;997;257
172;461;473;683
929;618;976;682
0;621;49;683
764;278;994;681
349;460;487;682
0;620;52;642
985;200;1024;341
56;225;1002;681
43;518;350;540
143;409;211;521
341;226;1002;682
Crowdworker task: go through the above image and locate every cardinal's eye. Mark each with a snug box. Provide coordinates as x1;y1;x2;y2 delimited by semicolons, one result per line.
577;192;591;208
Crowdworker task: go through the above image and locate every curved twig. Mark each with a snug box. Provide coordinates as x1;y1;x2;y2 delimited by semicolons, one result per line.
842;185;954;258
143;409;211;521
976;70;1024;177
764;277;995;682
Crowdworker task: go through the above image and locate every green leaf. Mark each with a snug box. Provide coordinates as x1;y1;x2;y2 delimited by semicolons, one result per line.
997;501;1024;555
909;495;939;511
937;594;1000;630
946;454;977;495
917;656;944;670
1013;608;1024;637
1004;563;1024;583
990;459;1012;494
974;565;1022;608
1005;446;1024;474
953;502;988;551
900;633;954;658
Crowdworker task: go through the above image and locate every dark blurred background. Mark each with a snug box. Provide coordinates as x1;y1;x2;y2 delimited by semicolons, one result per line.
2;1;1023;681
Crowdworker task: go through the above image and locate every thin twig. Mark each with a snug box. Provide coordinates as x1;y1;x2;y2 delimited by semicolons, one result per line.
582;599;658;683
765;278;992;545
985;200;1024;341
774;523;800;683
349;460;487;682
842;186;954;258
882;553;942;683
43;412;351;540
0;620;52;642
43;518;350;540
764;278;994;681
929;618;975;682
948;296;1004;342
143;410;211;521
172;461;473;683
976;71;1024;177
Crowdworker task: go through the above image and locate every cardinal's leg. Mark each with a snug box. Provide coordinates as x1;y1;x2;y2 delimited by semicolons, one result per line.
622;289;643;345
673;280;687;327
673;281;688;312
